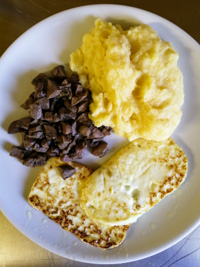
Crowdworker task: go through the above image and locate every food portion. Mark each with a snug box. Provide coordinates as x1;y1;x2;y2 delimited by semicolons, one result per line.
8;18;187;250
80;138;188;226
70;19;183;141
8;65;111;167
28;157;129;249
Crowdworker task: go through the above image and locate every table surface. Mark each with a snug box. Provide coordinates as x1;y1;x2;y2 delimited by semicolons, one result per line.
0;1;200;266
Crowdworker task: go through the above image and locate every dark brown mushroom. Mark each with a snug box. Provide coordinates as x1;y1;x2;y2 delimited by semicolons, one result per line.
44;111;54;122
71;90;88;106
91;141;108;157
29;103;42;120
21;92;35;110
89;127;104;139
75;141;86;159
57;164;75;179
75;84;83;95
23;137;36;150
28;131;44;139
10;146;26;160
61;122;72;135
63;98;77;113
8;120;21;134
46;79;62;99
28;125;43;133
7;65;112;167
23;153;47;167
36;97;50;110
78;125;91;137
52;65;67;78
43;124;57;140
77;100;89;113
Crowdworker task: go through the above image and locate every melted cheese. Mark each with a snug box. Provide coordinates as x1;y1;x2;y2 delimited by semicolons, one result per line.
80;138;188;226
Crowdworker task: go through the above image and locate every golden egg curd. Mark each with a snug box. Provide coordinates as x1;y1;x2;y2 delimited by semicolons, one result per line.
70;19;183;141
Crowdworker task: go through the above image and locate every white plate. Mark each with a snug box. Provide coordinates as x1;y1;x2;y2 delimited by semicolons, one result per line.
0;4;200;264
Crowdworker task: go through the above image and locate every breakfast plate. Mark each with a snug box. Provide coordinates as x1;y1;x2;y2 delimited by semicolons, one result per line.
0;4;200;264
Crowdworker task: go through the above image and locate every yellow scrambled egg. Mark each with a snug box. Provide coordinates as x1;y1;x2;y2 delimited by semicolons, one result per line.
70;19;183;141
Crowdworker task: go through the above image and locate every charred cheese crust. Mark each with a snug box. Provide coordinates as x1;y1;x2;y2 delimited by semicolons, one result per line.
28;157;129;249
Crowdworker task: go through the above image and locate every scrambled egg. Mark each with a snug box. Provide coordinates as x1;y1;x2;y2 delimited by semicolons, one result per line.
70;19;183;141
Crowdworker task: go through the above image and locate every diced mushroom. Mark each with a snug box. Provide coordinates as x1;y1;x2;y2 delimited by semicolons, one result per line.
34;89;46;99
75;141;86;159
33;143;49;153
75;84;83;95
53;113;61;122
61;122;72;135
59;86;72;99
8;65;112;167
47;146;60;157
57;134;72;150
36;97;50;110
23;156;36;167
77;100;88;113
41;139;50;150
28;125;42;133
17;117;32;130
49;97;58;111
68;73;79;84
8;120;21;134
99;126;112;136
91;141;108;157
71;90;88;106
78;125;91;137
8;117;32;134
57;164;75;179
63;98;77;113
61;154;74;162
88;139;100;148
44;111;54;122
29;103;42;120
29;119;39;126
52;65;67;78
89;127;104;139
35;154;47;166
23;153;47;167
61;135;78;155
28;131;44;139
46;79;62;99
23;137;36;150
76;113;90;124
10;146;26;160
59;107;76;120
21;92;35;110
43;124;57;140
71;121;77;136
61;79;70;86
32;73;47;89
